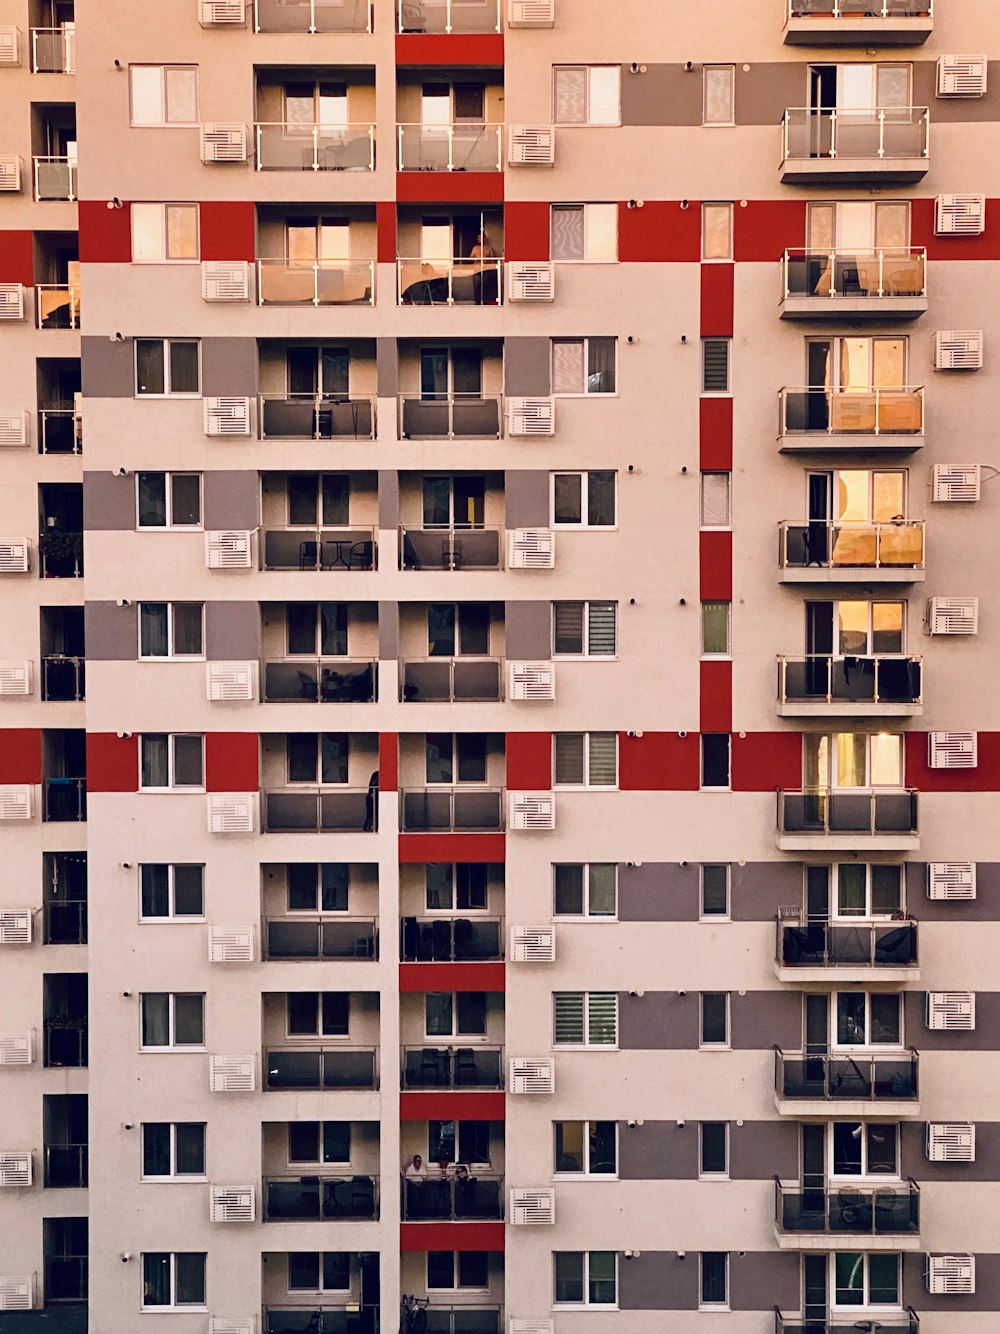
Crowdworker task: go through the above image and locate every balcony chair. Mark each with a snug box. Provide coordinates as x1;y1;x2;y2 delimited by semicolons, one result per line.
349;541;375;571
299;540;321;570
453;1047;481;1086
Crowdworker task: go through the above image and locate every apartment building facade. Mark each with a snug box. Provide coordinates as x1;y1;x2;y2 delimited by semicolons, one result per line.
0;0;998;1331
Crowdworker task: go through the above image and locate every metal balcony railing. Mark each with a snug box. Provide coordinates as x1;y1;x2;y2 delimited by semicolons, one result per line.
775;1047;919;1103
778;655;922;706
263;659;376;703
44;899;87;945
44;1144;88;1189
263;788;375;834
776;1310;920;1334
257;259;375;307
39;530;84;578
400;527;502;572
783;106;929;161
782;247;925;300
779;520;925;570
265;1046;378;1090
775;1176;920;1235
255;122;375;171
44;1019;87;1068
44;1256;87;1302
778;788;918;837
43;778;87;823
788;0;931;15
398;0;502;32
401;658;503;702
262;527;377;572
420;1311;501;1334
397;123;503;173
41;655;85;702
264;916;378;960
399;394;503;439
402;1045;503;1089
265;1174;378;1221
398;258;503;306
401;916;503;961
265;1309;380;1334
778;914;918;969
400;787;504;832
31;26;75;72
39;408;82;454
33;157;77;202
36;285;81;329
402;1173;504;1221
778;386;924;437
259;395;375;440
254;0;374;31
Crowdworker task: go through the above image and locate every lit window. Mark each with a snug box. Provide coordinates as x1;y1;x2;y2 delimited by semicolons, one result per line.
553;66;621;126
702;202;733;259
130;65;198;127
131;203;199;262
703;66;735;127
551;204;618;261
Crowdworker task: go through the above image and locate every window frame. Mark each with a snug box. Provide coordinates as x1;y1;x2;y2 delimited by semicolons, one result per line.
699;1251;730;1310
551;601;618;658
135;471;203;530
831;989;903;1051
699;1122;730;1179
552;1251;619;1308
424;862;490;915
140;1252;207;1311
702;201;734;261
701;337;732;395
551;470;618;529
550;202;619;263
700;991;731;1050
553;1120;619;1178
137;602;206;660
700;471;732;528
287;1252;352;1294
552;863;619;920
426;1251;490;1293
552;991;619;1050
131;202;200;264
139;992;206;1051
699;864;731;921
140;1122;207;1181
701;600;731;658
286;991;351;1041
700;732;732;791
552;65;622;128
287;1121;352;1168
129;64;199;128
138;863;206;922
828;1120;901;1182
703;64;736;127
424;990;488;1041
830;1251;902;1311
134;339;202;398
138;733;206;793
550;337;619;397
552;732;619;790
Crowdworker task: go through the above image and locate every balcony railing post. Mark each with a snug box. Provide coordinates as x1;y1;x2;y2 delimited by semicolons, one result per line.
447;124;455;172
878;107;886;159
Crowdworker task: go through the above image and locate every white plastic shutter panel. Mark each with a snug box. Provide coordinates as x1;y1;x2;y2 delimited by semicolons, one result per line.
209;1322;257;1334
508;396;555;436
510;925;556;962
928;732;978;769
200;123;249;163
926;1122;975;1163
0;787;33;821
507;262;555;302
702;473;731;525
588;732;619;786
553;992;585;1044
935;195;986;236
208;925;256;963
202;261;250;302
509;528;555;570
0;156;21;192
0;414;28;446
926;991;976;1031
932;465;981;502
0;1154;31;1187
204;397;252;436
510;1187;555;1225
0;1276;32;1311
925;1255;975;1295
0;911;32;945
937;56;988;97
934;330;984;370
208;793;257;834
0;541;29;573
210;1184;255;1222
509;125;555;165
703;339;730;392
0;286;25;320
0;28;20;66
207;661;257;702
508;0;555;25
0;1033;33;1065
588;992;618;1044
926;598;978;635
206;531;253;569
509;791;556;830
199;0;247;22
587;602;617;654
0;662;31;696
509;1057;555;1094
209;1054;256;1092
509;661;555;701
927;862;976;901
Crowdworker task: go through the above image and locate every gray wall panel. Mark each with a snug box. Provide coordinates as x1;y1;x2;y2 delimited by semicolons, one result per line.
505;601;551;660
619;1120;796;1181
83;472;134;531
504;470;549;528
84;601;137;660
378;601;399;660
907;862;1000;920
904;991;1000;1051
620;991;799;1052
205;602;261;660
377;338;398;398
904;1253;1000;1311
81;336;134;398
202;471;260;530
378;470;400;530
901;1121;1000;1181
620;1251;797;1311
201;337;258;397
504;337;551;396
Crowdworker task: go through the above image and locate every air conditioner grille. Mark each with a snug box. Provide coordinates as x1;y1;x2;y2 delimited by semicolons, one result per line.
932;465;981;502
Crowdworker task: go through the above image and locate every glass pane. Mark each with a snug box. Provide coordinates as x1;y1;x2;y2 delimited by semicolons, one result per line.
836;471;869;522
139;603;169;657
132;203;164;261
321;864;349;911
588;66;620;125
131;66;164;125
837;602;868;656
551;206;585;261
870;994;900;1045
588;864;617;915
141;993;170;1046
587;471;616;524
704;66;734;124
426;733;454;784
552;341;585;394
701;993;728;1044
456;991;487;1034
701;473;731;526
175;1124;205;1174
554;865;584;915
588;1250;617;1303
553;67;586;125
701;1122;727;1173
834;1252;865;1305
165;205;198;259
427;1252;455;1289
319;733;348;784
170;475;201;525
586;204;618;260
587;732;618;785
874;202;909;250
838;339;871;392
832;1122;863;1175
456;863;487;910
173;994;204;1045
872;472;904;523
554;603;584;655
837;864;867;916
287;864;318;910
837;992;866;1045
136;342;166;397
587;602;617;655
868;1253;900;1304
141;735;169;788
142;1253;171;1305
703;204;732;260
555;1121;585;1172
869;733;902;787
553;992;585;1044
288;734;318;782
323;1253;351;1290
872;338;905;389
555;734;585;785
425;992;453;1036
553;474;583;523
867;1124;898;1174
587;341;616;394
872;603;903;655
173;866;204;915
140;864;169;916
137;472;167;525
321;475;350;525
871;865;901;916
174;1253;206;1305
321;992;349;1036
554;1252;584;1302
700;1252;727;1303
169;342;199;394
165;67;198;124
172;604;203;655
835;734;866;788
589;1122;617;1173
702;602;730;654
457;1252;488;1288
426;863;453;910
288;1254;320;1290
172;735;204;787
142;1124;171;1175
702;865;729;915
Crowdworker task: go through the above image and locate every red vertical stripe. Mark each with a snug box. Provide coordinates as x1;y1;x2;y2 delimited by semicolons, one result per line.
699;397;733;470
379;732;398;792
700;662;733;733
79;201;132;263
700;264;734;336
700;530;733;600
0;231;35;285
377;201;397;264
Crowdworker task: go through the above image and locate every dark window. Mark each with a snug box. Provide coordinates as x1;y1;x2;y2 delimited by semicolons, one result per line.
701;733;731;788
702;339;731;393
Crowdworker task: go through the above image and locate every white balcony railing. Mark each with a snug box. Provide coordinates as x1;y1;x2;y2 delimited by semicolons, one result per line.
30;26;74;73
32;157;77;202
782;247;926;301
397;0;501;32
256;259;375;306
254;122;375;172
398;258;503;305
254;0;373;31
397;123;503;172
782;106;930;161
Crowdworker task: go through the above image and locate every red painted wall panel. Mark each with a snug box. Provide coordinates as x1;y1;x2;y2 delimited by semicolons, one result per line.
0;231;35;285
86;733;138;792
399;962;505;992
199;201;256;262
619;733;700;791
699;397;733;470
905;732;1000;792
505;732;551;789
700;530;733;600
700;264;734;336
700;661;733;733
504;202;551;261
0;729;41;784
398;833;506;863
78;200;132;263
400;1091;505;1121
733;199;807;262
394;34;504;66
396;173;504;203
400;1222;504;1253
377;201;397;264
379;733;398;793
618;201;700;262
731;731;802;792
205;733;259;792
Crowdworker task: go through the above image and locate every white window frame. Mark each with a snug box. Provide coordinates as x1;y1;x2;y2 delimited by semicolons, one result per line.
552;991;619;1049
702;202;734;261
131;202;200;264
550;471;618;529
702;337;732;395
552;863;619;920
424;733;489;787
139;1252;207;1311
551;601;618;658
826;863;904;921
138;733;206;793
424;863;490;915
287;1121;351;1168
700;992;731;1050
135;472;203;529
137;602;206;660
699;1251;730;1310
832;990;903;1052
287;1253;352;1294
426;1252;490;1293
139;992;206;1051
553;1120;619;1178
134;339;202;398
550;338;619;397
129;65;199;128
701;600;731;658
286;991;351;1042
550;203;619;263
830;1251;902;1312
700;471;732;528
698;1122;730;1179
699;864;731;922
703;65;736;127
805;733;904;792
138;863;206;922
552;1251;619;1309
424;991;488;1041
700;732;732;792
828;1121;901;1182
552;65;622;127
553;732;619;790
140;1122;207;1181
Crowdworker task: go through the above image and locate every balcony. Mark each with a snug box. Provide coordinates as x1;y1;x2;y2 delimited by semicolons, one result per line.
398;0;501;32
265;1175;378;1221
44;1144;87;1189
400;527;502;571
255;123;375;172
39;408;82;454
254;0;373;30
777;789;918;852
777;656;922;717
264;788;374;833
265;1311;379;1334
36;285;80;330
778;521;925;584
257;260;375;307
31;28;75;73
420;1313;500;1334
781;107;929;183
400;394;502;439
264;916;378;960
778;387;924;452
44;1255;87;1302
265;1046;378;1090
774;1178;920;1248
401;916;503;962
774;1048;919;1116
42;656;85;702
397;124;503;173
784;0;933;46
402;1045;503;1089
45;898;87;946
780;248;926;320
263;660;376;704
402;659;502;702
259;396;375;441
399;259;502;306
262;528;377;572
33;157;77;202
44;1019;87;1068
43;777;86;822
776;913;918;983
402;1174;503;1221
400;788;503;832
775;1315;920;1334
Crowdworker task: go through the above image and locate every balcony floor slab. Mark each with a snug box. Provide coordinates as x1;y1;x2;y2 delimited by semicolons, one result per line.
777;702;922;718
774;1228;921;1251
775;964;920;984
779;433;924;454
783;17;934;45
780;159;929;185
777;833;920;852
775;1096;921;1118
780;295;927;320
779;568;925;584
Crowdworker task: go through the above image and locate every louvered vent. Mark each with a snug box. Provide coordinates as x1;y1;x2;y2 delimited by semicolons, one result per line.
937;55;988;97
207;661;257;702
0;28;20;66
510;1187;555;1225
509;1057;555;1094
928;732;978;769
935;195;986;236
927;861;976;901
206;531;253;569
0;787;33;821
198;0;247;23
0;1033;33;1065
0;541;29;574
508;0;555;25
925;1254;975;1295
0;1154;32;1188
509;125;555;165
210;1183;256;1222
0;662;32;697
208;924;256;963
703;339;730;392
0;156;21;192
926;598;978;635
510;926;556;962
199;123;249;163
204;396;252;436
0;413;28;446
509;528;555;570
202;260;251;302
509;661;555;702
509;792;556;831
934;330;983;370
209;1053;256;1092
207;793;257;834
0;286;25;321
932;465;981;502
508;396;555;436
926;991;976;1031
209;1321;257;1334
509;1323;555;1334
926;1122;975;1163
0;911;31;945
0;1276;33;1312
507;262;555;302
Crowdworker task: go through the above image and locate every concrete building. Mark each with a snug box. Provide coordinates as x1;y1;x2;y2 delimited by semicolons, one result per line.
0;0;998;1331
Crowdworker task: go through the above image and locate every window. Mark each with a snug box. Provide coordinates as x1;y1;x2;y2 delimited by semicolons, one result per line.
427;1252;489;1291
701;602;731;657
425;733;487;785
287;603;348;657
135;340;200;396
551;204;618;262
702;203;733;260
553;992;618;1047
425;991;487;1038
129;65;198;127
701;472;731;527
554;1122;617;1175
554;732;618;788
806;600;905;659
806;863;903;920
141;1123;206;1179
287;733;349;786
832;1252;900;1308
142;1253;206;1310
429;1120;490;1165
288;1122;351;1165
288;1253;350;1293
140;993;205;1049
806;469;908;525
702;338;731;394
701;734;731;789
553;66;621;126
807;199;910;252
700;1252;729;1308
139;734;205;791
138;603;204;658
553;602;617;657
131;203;199;262
288;992;350;1038
425;863;488;912
700;864;730;920
553;1252;617;1306
552;471;617;527
703;65;735;126
427;604;490;658
804;733;903;791
699;1122;729;1177
834;991;901;1048
553;864;617;918
831;1122;899;1178
287;864;349;913
552;338;617;394
700;992;730;1048
136;473;202;528
139;864;205;919
287;473;350;526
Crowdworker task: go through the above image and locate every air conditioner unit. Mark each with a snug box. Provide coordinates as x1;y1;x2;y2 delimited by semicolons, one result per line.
208;924;256;964
932;465;981;502
0;286;25;321
198;0;247;23
210;1183;256;1222
207;661;257;702
0;1154;31;1188
200;123;249;163
207;793;257;834
935;194;986;236
0;788;33;821
204;397;252;437
210;1321;257;1334
0;911;32;945
0;413;28;447
926;1122;975;1163
508;791;556;831
209;1053;257;1092
935;330;984;370
926;991;976;1031
206;530;253;569
927;862;976;901
937;55;988;97
926;597;978;635
202;260;251;302
508;396;555;436
0;662;31;697
507;262;555;303
509;661;556;701
510;1187;555;1225
0;541;29;574
925;1254;975;1295
509;125;555;166
928;731;978;769
510;925;556;963
0;27;20;66
0;156;22;192
509;528;555;570
509;1057;555;1095
0;1276;33;1312
509;1323;555;1334
508;0;555;25
0;1032;33;1066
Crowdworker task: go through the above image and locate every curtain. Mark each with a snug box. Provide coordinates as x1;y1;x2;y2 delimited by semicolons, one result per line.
320;603;348;655
553;67;586;124
141;735;169;788
142;1253;171;1306
587;337;616;393
587;472;616;525
320;732;349;784
701;1254;728;1305
701;473;730;527
588;865;617;916
139;603;168;657
587;733;618;786
553;340;585;394
141;994;170;1047
837;863;867;916
322;474;350;524
551;205;585;261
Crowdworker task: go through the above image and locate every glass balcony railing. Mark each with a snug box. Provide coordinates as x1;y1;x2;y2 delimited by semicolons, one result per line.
399;394;503;440
397;124;503;173
39;409;82;454
777;915;918;969
401;658;502;702
41;656;85;702
779;520;925;571
254;0;373;31
775;1047;919;1103
255;122;375;171
398;259;503;306
44;1020;87;1068
263;788;375;834
398;0;502;32
44;1144;88;1189
788;0;931;16
265;1046;378;1090
779;387;924;437
401;1045;503;1089
423;1312;501;1334
778;655;922;706
44;1256;87;1302
778;788;918;837
44;899;87;945
782;248;925;301
33;157;77;202
402;1174;503;1221
782;106;929;162
265;1175;378;1221
257;260;375;307
265;1310;380;1334
400;787;504;832
259;395;375;440
264;916;378;960
262;527;376;571
775;1177;920;1235
43;777;87;822
263;659;376;703
401;916;503;962
400;527;502;571
31;27;75;73
36;285;80;330
775;1315;919;1334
